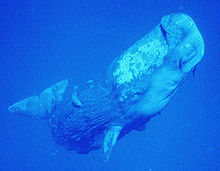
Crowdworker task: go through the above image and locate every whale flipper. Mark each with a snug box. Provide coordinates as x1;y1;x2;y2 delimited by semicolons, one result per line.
8;79;68;119
103;126;122;162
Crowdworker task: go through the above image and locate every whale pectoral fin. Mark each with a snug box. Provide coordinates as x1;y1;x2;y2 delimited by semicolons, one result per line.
103;126;122;162
71;85;82;107
8;79;68;119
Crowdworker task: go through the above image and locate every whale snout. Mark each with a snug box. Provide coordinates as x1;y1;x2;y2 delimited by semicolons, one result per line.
161;13;194;36
161;13;205;73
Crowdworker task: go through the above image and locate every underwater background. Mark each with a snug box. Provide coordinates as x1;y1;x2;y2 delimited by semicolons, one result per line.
0;0;219;170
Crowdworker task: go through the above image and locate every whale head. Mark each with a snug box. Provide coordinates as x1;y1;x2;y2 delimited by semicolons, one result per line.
108;13;204;117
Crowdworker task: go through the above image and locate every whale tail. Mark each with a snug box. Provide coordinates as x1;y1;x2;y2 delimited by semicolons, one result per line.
8;80;68;119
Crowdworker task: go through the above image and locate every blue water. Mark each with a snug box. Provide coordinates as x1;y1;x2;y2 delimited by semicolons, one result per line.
1;1;219;170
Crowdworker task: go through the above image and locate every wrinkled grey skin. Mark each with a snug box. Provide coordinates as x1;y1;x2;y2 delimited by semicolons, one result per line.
8;13;204;160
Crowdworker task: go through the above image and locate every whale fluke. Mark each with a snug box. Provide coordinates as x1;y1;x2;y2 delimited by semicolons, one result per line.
8;79;68;119
103;126;122;162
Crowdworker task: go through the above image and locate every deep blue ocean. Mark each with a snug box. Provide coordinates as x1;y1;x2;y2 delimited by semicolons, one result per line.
0;0;219;170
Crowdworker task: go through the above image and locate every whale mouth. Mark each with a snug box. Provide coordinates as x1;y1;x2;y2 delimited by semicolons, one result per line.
161;87;177;101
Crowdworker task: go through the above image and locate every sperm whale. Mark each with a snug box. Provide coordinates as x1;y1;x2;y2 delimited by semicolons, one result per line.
8;13;204;161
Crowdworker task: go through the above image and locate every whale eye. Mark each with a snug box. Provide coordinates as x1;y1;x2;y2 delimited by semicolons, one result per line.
130;92;144;103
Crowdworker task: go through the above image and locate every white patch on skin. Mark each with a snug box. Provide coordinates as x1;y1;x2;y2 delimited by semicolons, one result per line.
113;39;168;85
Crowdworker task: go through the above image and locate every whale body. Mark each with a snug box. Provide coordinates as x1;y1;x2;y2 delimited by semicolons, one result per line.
8;13;204;161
